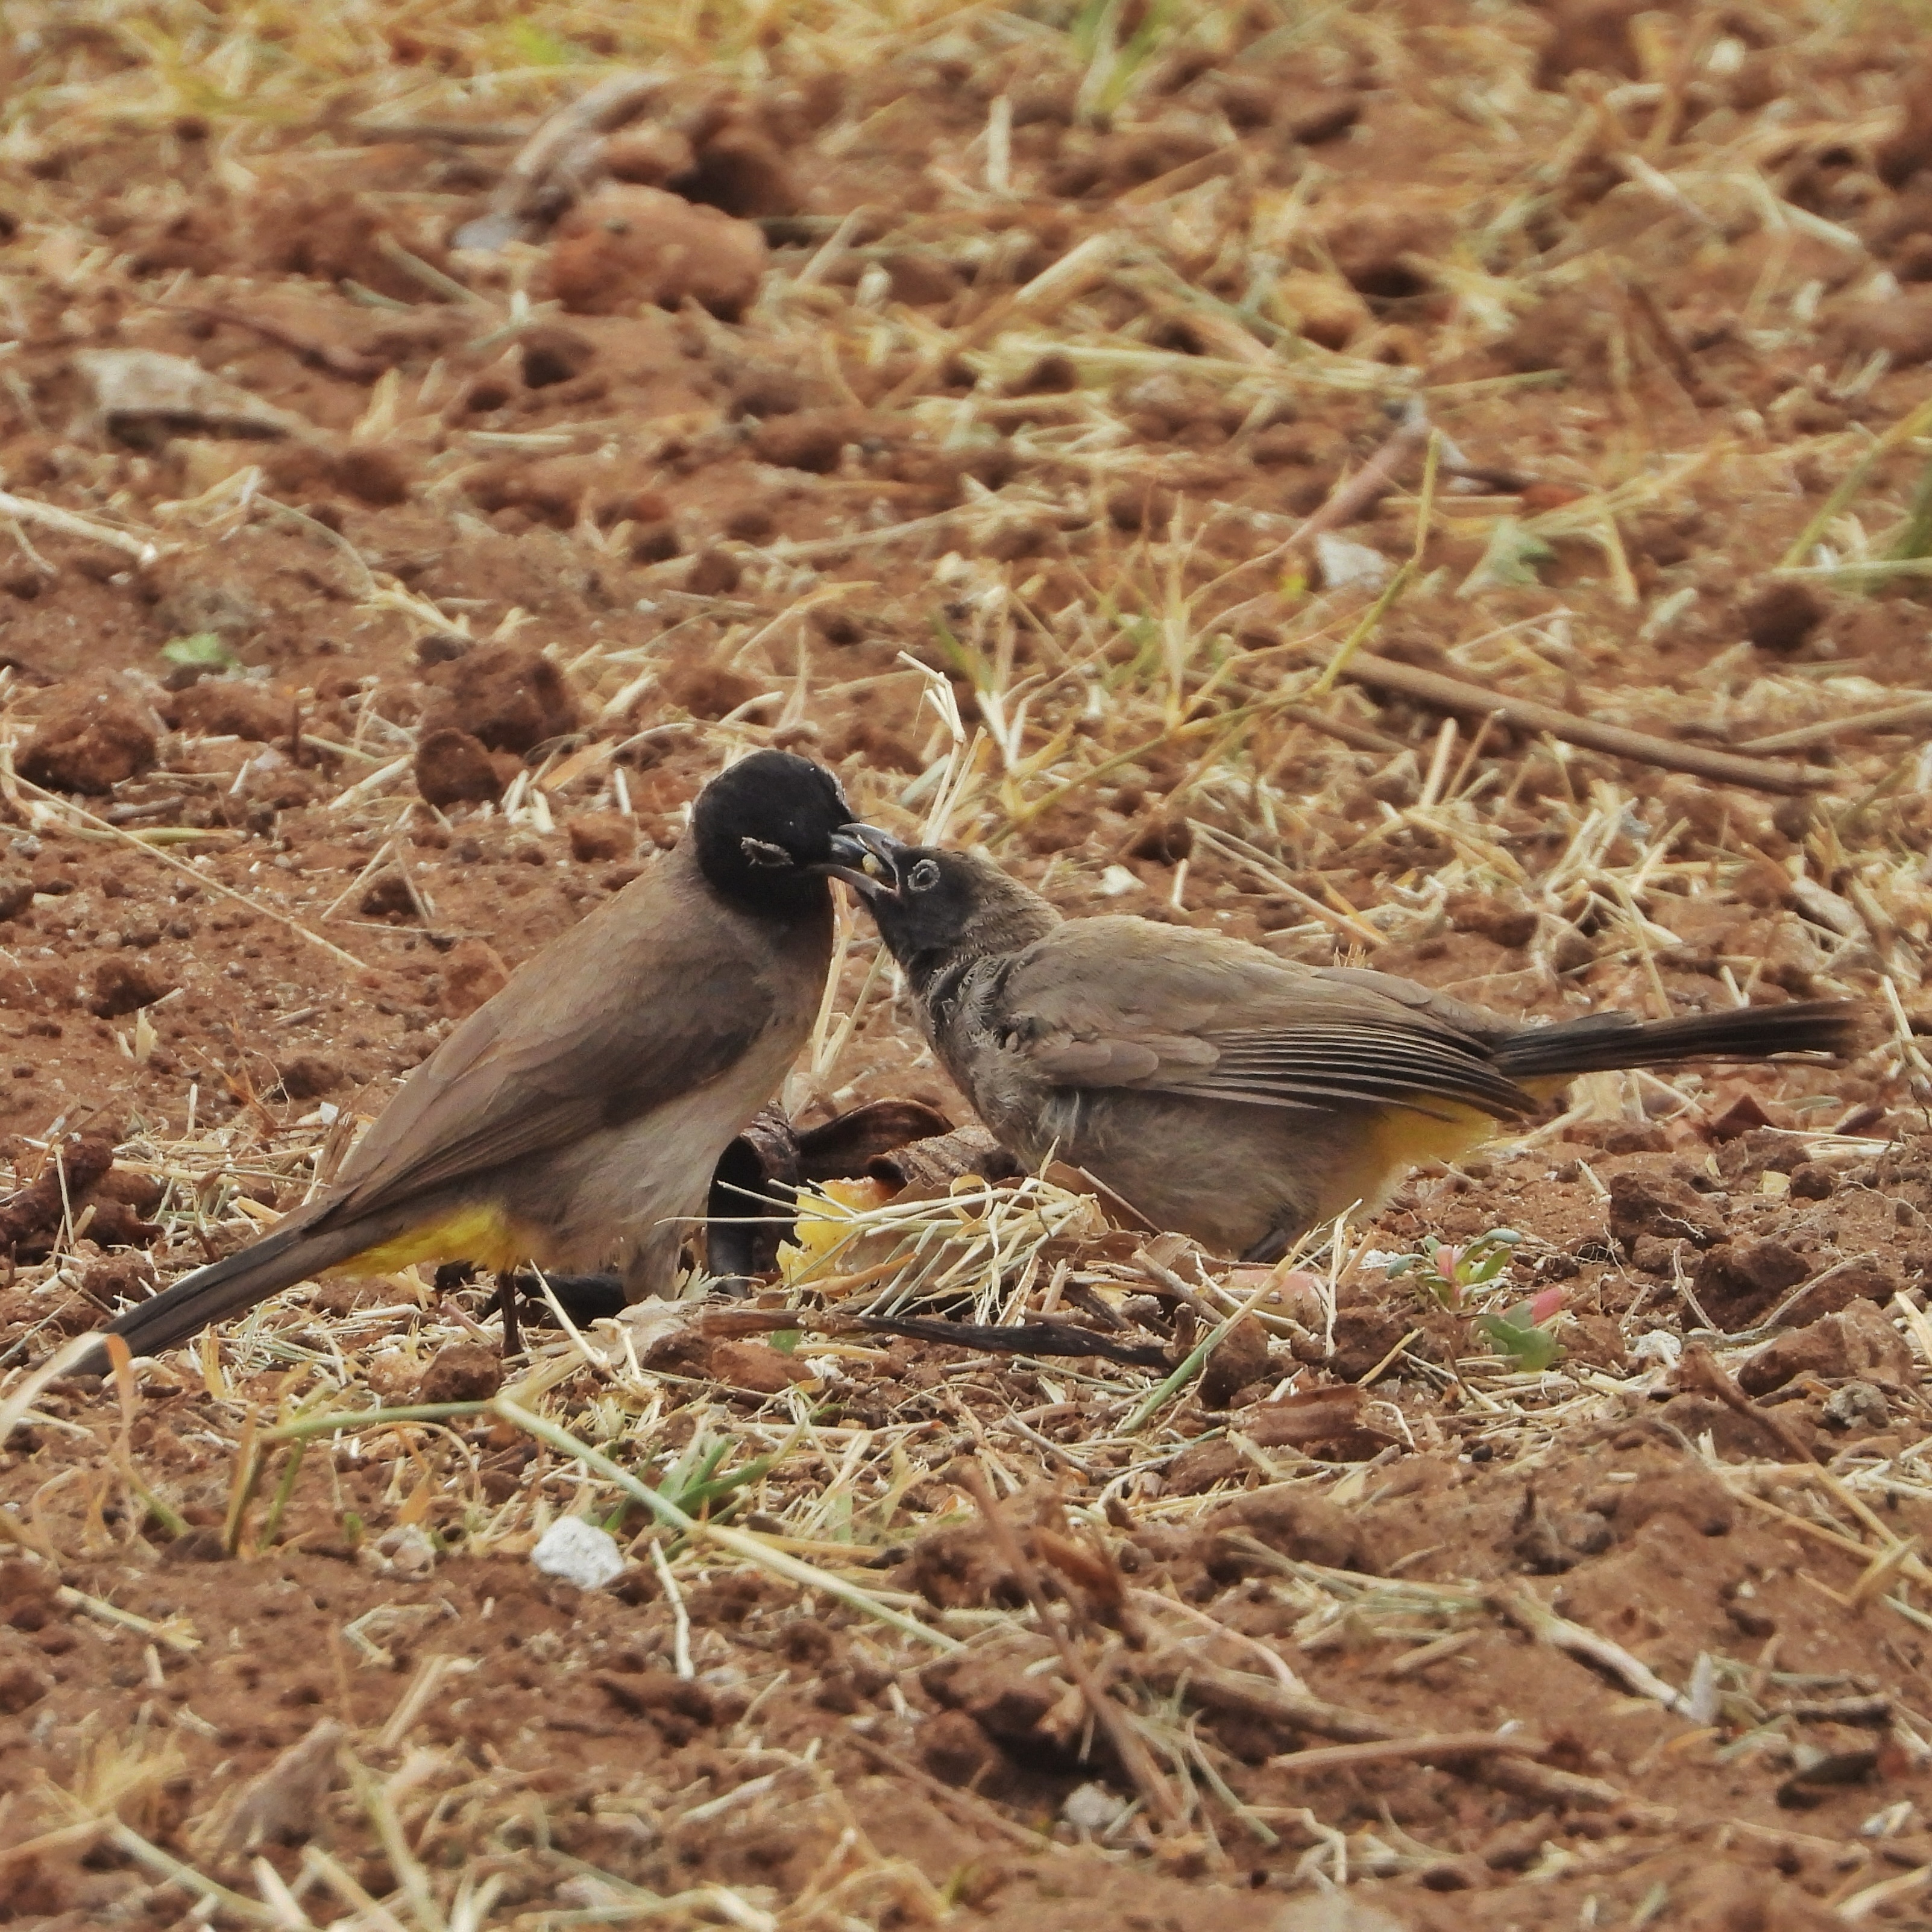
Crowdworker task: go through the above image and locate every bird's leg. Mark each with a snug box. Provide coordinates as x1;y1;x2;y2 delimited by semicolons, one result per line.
492;1273;523;1358
503;1270;628;1324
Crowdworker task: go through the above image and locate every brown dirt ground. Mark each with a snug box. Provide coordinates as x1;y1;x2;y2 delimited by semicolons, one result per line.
4;2;1932;1927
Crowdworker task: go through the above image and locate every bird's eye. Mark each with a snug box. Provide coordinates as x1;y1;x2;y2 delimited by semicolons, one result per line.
740;837;793;868
908;858;942;892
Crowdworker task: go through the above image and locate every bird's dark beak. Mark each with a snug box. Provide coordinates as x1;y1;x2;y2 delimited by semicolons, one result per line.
817;823;904;896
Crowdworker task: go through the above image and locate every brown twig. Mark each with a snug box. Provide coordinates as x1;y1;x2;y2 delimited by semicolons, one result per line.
1333;651;1823;795
848;1734;1058;1848
1731;697;1932;756
958;1464;1184;1827
1145;1654;1626;1810
1679;1343;1820;1465
1268;1731;1552;1774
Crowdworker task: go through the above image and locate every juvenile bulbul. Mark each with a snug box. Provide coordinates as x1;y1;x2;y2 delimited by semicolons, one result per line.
81;751;891;1370
854;846;1859;1260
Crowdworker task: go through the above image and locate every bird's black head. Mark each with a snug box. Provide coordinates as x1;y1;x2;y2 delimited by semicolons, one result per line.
691;750;882;917
852;844;1059;987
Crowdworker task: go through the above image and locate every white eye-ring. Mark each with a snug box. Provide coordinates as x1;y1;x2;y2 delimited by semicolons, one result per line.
908;858;942;892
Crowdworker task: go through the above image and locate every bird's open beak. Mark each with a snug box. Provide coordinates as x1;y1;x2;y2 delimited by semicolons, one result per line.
817;823;905;895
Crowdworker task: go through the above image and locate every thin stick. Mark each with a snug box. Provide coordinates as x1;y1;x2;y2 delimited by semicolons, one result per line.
1732;697;1932;756
494;1397;957;1650
1147;1655;1625;1809
1268;1730;1548;1774
651;1540;695;1679
1333;651;1822;795
959;1462;1184;1825
849;1734;1057;1849
8;771;368;971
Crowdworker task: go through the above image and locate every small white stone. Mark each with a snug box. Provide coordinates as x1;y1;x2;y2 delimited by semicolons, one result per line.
1630;1331;1682;1371
1314;533;1393;591
532;1516;626;1590
1098;864;1142;898
1061;1781;1128;1834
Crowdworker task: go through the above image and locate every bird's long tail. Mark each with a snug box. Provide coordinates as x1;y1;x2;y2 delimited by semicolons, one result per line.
1491;999;1859;1083
74;1208;384;1377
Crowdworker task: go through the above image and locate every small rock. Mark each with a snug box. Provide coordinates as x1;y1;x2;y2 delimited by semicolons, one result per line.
1736;1299;1916;1396
1629;1234;1685;1275
368;1523;436;1579
685;547;743;596
1608;1169;1725;1250
700;1338;809;1394
531;1515;625;1590
1063;1781;1129;1834
424;643;581;755
0;875;34;922
1788;1162;1836;1200
20;690;159;795
169;679;291;742
1692;1239;1810;1328
414;728;501;808
440;937;510;1019
278;1055;343;1101
0;1661;52;1715
749;409;862;474
1166;1440;1247;1497
520;324;597;389
597;1669;714;1741
1445;891;1538;950
919;1708;1002;1789
1314;533;1393;591
682;122;798;218
1779;1255;1904;1327
1822;1380;1890;1429
1740;581;1825;654
601;125;696;187
334;446;412;508
1204;1490;1362;1576
1200;1314;1273;1409
658;650;763;720
419;1341;503;1405
87;958;173;1019
541;184;767;321
566;812;635;863
1836;289;1932;367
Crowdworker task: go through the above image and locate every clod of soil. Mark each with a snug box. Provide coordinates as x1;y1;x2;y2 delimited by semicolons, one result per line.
414;727;502;807
168;678;292;743
18;690;159;794
422;644;581;754
418;1341;503;1403
439;937;510;1018
541;184;769;319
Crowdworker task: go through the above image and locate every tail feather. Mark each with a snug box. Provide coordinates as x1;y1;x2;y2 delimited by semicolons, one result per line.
74;1209;373;1376
1492;999;1859;1082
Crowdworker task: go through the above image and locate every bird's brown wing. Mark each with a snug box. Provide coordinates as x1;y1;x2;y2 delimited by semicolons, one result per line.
328;860;793;1223
996;919;1535;1119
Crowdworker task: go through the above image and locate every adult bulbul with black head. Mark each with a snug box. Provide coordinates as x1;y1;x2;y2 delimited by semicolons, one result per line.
78;750;897;1371
851;846;1860;1260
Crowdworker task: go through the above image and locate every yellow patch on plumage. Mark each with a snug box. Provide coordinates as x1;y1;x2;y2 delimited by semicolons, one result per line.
1315;1100;1505;1225
331;1204;533;1278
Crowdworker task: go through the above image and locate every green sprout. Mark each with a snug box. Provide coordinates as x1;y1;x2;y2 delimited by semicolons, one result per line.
1385;1227;1523;1313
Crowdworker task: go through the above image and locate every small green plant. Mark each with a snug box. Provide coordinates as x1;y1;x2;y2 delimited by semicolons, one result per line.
1476;1288;1568;1373
1386;1228;1566;1371
159;631;238;672
1386;1228;1522;1312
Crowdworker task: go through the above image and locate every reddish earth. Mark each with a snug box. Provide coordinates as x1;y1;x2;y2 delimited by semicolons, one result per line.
3;2;1932;1927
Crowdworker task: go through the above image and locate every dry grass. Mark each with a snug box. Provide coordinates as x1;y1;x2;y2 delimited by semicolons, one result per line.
4;0;1932;1924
